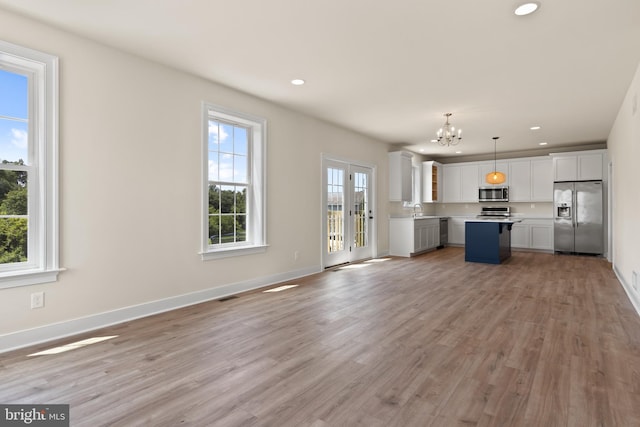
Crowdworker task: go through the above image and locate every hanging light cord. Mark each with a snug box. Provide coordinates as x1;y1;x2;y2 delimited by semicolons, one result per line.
493;137;499;174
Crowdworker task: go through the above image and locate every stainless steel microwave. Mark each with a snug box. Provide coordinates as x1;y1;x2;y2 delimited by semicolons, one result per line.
479;186;509;202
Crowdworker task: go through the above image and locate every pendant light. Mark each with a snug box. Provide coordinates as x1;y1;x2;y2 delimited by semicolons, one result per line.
486;137;506;184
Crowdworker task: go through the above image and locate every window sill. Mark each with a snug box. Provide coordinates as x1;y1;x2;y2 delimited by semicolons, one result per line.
200;244;269;261
0;268;65;289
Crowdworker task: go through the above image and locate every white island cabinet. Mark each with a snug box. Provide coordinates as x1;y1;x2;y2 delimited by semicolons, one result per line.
389;217;440;257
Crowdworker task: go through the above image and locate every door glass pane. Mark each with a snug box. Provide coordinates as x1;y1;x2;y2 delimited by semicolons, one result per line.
327;167;344;253
353;171;368;248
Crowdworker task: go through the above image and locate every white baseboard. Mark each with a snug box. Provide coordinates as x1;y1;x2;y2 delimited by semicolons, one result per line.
613;264;640;317
0;265;322;354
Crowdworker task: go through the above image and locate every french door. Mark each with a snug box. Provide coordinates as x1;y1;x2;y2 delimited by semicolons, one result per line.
323;158;374;268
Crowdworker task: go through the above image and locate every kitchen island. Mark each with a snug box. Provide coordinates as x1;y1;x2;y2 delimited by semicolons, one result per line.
464;219;516;264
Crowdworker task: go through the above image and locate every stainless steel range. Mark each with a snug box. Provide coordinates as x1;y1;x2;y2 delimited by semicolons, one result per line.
477;206;511;219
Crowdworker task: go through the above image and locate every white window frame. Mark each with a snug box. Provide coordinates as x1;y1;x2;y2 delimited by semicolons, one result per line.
0;40;60;288
201;102;267;260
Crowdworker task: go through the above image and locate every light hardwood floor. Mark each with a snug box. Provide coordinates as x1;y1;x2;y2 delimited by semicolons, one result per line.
1;248;640;426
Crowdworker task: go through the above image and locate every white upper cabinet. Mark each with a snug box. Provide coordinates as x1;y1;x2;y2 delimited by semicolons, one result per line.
551;150;605;181
442;163;479;203
507;157;553;202
389;151;413;201
442;165;461;203
423;151;603;204
442;162;492;203
578;152;604;180
460;164;479;202
530;157;553;201
508;159;532;202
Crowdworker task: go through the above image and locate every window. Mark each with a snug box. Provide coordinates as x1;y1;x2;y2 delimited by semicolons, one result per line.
0;40;60;288
201;103;266;259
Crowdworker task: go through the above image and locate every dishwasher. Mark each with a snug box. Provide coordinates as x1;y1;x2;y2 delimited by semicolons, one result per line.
438;217;448;248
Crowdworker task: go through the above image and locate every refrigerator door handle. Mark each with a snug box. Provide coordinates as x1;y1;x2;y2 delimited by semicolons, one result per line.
573;190;578;228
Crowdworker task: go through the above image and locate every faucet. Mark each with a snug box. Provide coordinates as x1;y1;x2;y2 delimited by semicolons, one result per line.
413;203;423;217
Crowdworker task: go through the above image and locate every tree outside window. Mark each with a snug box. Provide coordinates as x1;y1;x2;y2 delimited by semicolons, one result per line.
201;103;266;259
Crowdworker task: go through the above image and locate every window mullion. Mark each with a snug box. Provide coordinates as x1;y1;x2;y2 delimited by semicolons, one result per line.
202;102;265;258
0;40;59;286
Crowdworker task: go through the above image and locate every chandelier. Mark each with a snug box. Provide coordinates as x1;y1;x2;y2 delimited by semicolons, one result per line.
435;113;462;146
486;136;507;184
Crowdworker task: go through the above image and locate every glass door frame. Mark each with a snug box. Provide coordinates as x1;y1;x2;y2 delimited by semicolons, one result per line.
321;155;377;268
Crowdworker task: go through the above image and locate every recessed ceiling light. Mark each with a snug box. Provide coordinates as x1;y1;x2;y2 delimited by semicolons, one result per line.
430;139;438;143
539;142;548;146
455;151;462;154
530;126;541;130
419;148;425;152
515;2;539;16
291;79;305;86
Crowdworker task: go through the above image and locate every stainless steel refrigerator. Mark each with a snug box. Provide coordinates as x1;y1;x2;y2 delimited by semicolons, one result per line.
553;180;603;254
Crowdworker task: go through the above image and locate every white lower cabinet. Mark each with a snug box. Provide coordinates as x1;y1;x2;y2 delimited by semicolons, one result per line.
530;222;553;250
448;217;467;245
445;218;552;250
389;217;440;257
511;223;530;248
511;219;553;250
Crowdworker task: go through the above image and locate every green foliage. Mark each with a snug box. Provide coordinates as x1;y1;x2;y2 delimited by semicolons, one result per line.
0;187;27;215
0;218;27;263
0;160;28;264
0;160;27;200
208;185;247;244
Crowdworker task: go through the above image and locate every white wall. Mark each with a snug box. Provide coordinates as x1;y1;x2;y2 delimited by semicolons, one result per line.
608;61;640;313
0;9;391;350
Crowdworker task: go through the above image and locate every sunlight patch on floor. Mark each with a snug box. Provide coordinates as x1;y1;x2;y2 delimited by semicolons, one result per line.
28;336;118;357
263;284;299;293
338;264;370;270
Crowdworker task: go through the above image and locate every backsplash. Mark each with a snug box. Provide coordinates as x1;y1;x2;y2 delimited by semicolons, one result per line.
388;201;437;217
434;202;553;217
387;201;553;218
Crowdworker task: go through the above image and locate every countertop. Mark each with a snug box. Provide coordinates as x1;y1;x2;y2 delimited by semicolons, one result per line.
445;215;552;220
389;215;449;220
465;218;523;223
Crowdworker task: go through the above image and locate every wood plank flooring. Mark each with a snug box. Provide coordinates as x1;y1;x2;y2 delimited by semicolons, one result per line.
1;248;640;426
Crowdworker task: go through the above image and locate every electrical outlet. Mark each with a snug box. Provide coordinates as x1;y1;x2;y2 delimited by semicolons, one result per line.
531;203;536;209
31;291;44;309
632;271;638;292
294;251;299;261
